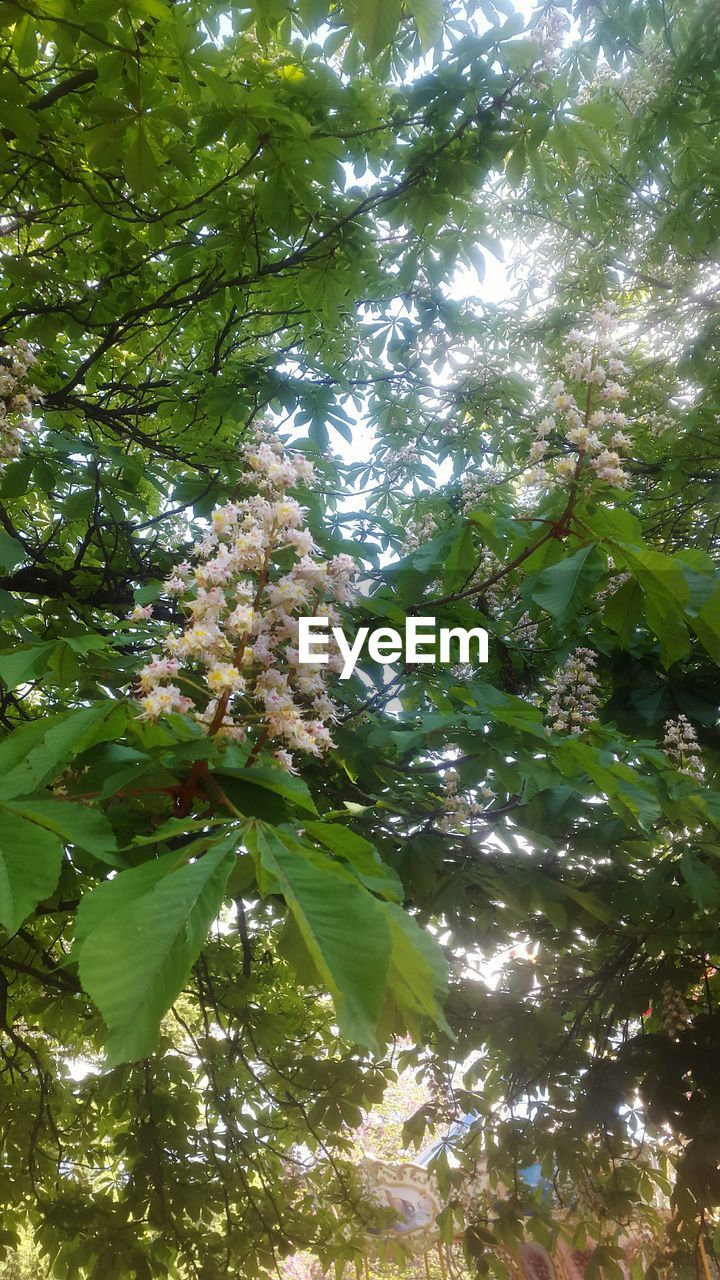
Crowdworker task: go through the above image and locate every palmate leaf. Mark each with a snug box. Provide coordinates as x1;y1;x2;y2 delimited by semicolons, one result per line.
529;543;606;625
406;0;443;48
349;0;403;58
77;835;238;1064
244;820;448;1049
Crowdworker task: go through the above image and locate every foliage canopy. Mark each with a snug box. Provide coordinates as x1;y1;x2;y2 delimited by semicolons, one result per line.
0;0;719;1276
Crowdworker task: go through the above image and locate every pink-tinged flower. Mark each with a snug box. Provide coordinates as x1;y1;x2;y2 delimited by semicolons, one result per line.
206;663;245;695
138;657;180;691
600;380;626;402
138;685;194;720
212;505;238;535
554;458;576;480
272;498;304;529
553;392;577;413
312;693;338;722
284;528;316;556
610;431;632;452
529;439;548;462
129;604;153;622
225;603;255;636
273;748;298;774
291;555;328;585
132;429;354;760
189;587;226;618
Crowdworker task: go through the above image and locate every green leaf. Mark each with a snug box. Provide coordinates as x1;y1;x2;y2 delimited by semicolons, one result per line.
350;0;402;58
568;119;609;169
680;850;720;911
442;522;476;593
0;642;54;691
73;849;185;952
406;0;443;48
384;901;449;1034
78;837;237;1064
212;762;318;814
689;587;720;663
124;120;158;192
0;798;118;861
618;547;691;667
466;683;547;738
11;14;37;67
555;741;661;830
245;821;391;1048
603;576;642;646
0;812;64;934
0;704;128;801
530;543;606;624
302;820;403;901
505;139;527;188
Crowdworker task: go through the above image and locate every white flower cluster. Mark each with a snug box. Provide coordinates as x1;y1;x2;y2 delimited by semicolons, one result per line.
579;37;671;113
437;768;488;833
461;467;504;513
134;433;356;774
404;512;437;550
527;302;632;490
385;444;416;468
662;715;704;782
513;611;538;647
620;36;672;113
660;982;689;1039
546;647;600;734
531;5;569;67
0;339;42;463
473;548;504;609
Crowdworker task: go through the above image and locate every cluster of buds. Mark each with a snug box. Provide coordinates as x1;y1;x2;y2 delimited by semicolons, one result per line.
0;339;42;463
659;982;689;1039
133;431;356;774
662;715;704;782
437;768;487;833
546;647;600;734
526;303;633;490
530;5;569;67
404;512;437;551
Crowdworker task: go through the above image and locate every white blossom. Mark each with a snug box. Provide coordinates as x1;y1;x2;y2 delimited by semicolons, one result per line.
546;647;600;734
134;429;355;765
0;340;42;464
662;715;704;782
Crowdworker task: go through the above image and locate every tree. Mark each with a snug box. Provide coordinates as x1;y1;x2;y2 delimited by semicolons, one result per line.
0;0;719;1276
